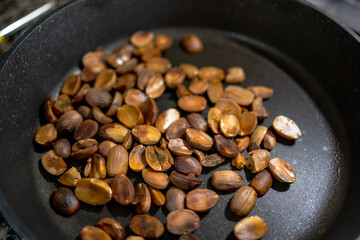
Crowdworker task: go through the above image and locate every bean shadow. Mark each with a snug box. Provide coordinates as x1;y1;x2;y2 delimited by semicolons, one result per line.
271;179;290;192
38;160;57;183
106;200;131;217
224;200;240;222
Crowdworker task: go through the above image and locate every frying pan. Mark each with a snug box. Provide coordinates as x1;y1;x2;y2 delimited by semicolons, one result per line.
0;0;359;239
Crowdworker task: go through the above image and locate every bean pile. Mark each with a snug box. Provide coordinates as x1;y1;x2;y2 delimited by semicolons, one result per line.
35;30;302;240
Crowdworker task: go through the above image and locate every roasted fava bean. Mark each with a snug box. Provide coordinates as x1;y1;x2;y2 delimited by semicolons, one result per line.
72;83;91;104
186;113;208;132
117;104;144;128
107;145;129;177
156;108;180;134
94;69;116;91
82;50;106;67
214;98;242;119
111;174;135;205
166;117;191;140
167;209;200;235
85;87;112;108
126;236;144;240
129;144;147;172
199;66;224;82
225;86;255;106
165;67;186;89
246;149;271;173
58;166;81;187
142;168;170;189
168;139;193;156
137;68;155;91
214;135;239;158
43;97;58;123
169;171;202;190
238;112;258;136
176;84;192;98
92;106;113;124
74;119;99;140
212;170;243;191
166;187;186;212
155;34;172;51
131;31;154;48
146;57;171;74
132;125;161;145
178;95;207;112
122;132;132;151
263;129;276;151
71;139;99;160
98;123;129;143
250;169;273;196
139;97;159;125
234;216;268;240
129;214;164;239
231;152;247;170
225;67;245;84
53;94;74;116
230;186;257;216
193;149;205;162
182;34;203;54
235;137;250;152
207;80;224;104
146;184;166;206
113;73;136;91
53;138;71;159
35;123;57;146
145;74;166;99
42;150;67;176
174;156;202;176
185;128;213;151
145;146;172;171
188;78;209;95
249;126;268;151
77;105;92;120
75;178;112;205
88;153;107;179
116;58;139;75
81;226;111;240
81;62;107;83
220;114;240;138
251;97;269;120
272;115;302;140
247;85;274;99
179;64;199;79
141;48;161;62
106;91;123;117
207;107;222;134
133;183;151;214
268;158;296;183
124;89;148;107
61;74;81;96
51;187;80;216
179;233;199;240
95;217;126;240
99;140;116;157
186;189;218;212
200;153;225;167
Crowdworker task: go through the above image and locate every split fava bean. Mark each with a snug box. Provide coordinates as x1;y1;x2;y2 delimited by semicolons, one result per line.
186;189;219;212
234;216;268;240
269;158;296;183
273;115;302;140
167;209;200;235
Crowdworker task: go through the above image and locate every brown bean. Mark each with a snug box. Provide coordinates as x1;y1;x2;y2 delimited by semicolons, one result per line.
251;97;269;120
134;43;155;57
82;50;106;67
235;137;250;152
207;80;224;104
207;107;222;134
71;139;99;160
272;115;302;140
145;74;166;99
132;125;161;145
106;52;131;69
188;78;209;95
51;187;80;216
139;97;159;125
178;95;207;112
137;68;155;91
220;114;240;138
35;123;57;146
53;138;71;159
247;85;274;99
85;87;112;108
225;67;245;84
146;184;165;206
124;89;148;107
169;171;202;190
155;34;172;51
166;117;191;140
186;113;208;132
129;214;164;239
146;57;171;74
87;153;106;179
142;168;170;189
249;126;268;151
129;144;147;172
92;106;113;124
114;73;136;91
155;109;180;134
107;145;128;177
94;69;116;91
72;83;91;104
179;64;199;79
81;226;111;240
133;183;151;214
98;123;130;143
74;119;99;140
225;85;255;106
199;66;224;82
75;178;112;205
212;170;243;191
111;174;135;205
145;146;172;171
53;94;74;116
42;150;67;176
99;140;116;158
176;84;192;98
57;166;81;187
193;149;205;162
122;131;133;150
43;97;58;123
81;62;107;83
95;218;126;240
230;186;257;216
166;187;186;212
182;34;203;54
126;236;144;240
61;74;81;96
116;58;138;75
238;112;258;136
233;216;268;240
168;139;193;156
106;91;123;117
268;158;296;183
141;48;162;62
131;31;154;47
179;233;199;240
246;149;271;173
167;209;200;235
250;169;273;196
77;105;92;120
186;189;218;212
214;135;239;158
185;128;213;151
117;104;144;128
214;98;242;119
263;130;276;151
165;67;186;89
174;156;202;176
200;153;225;167
231;152;247;170
114;43;135;56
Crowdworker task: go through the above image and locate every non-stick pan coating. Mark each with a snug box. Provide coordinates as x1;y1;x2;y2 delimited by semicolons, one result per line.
0;0;359;239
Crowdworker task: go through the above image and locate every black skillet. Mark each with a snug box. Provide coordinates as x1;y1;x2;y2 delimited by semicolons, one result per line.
0;0;359;239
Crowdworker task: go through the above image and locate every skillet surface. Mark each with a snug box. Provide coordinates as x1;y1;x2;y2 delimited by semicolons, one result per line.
0;0;359;239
